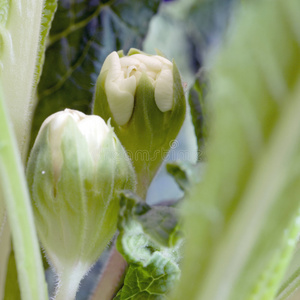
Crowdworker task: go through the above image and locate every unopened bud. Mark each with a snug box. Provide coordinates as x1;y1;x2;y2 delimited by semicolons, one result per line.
93;49;186;196
26;109;136;296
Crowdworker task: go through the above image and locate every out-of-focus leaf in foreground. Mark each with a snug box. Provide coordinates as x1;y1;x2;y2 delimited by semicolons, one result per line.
4;250;21;300
30;0;161;148
188;79;207;161
276;241;300;300
173;0;300;299
115;191;182;299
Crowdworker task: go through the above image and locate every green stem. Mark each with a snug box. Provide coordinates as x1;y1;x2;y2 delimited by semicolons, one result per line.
0;92;48;299
54;265;87;300
0;217;10;299
136;172;151;200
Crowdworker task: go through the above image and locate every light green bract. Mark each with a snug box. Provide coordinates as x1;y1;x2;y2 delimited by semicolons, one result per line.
114;191;182;300
26;109;136;300
93;49;186;197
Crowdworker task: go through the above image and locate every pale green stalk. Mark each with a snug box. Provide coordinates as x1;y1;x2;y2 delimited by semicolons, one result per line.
0;92;48;299
0;0;57;297
54;264;88;300
275;235;300;299
0;217;10;299
0;0;49;158
249;211;300;299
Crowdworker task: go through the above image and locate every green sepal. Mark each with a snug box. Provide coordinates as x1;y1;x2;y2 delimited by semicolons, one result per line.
127;48;143;56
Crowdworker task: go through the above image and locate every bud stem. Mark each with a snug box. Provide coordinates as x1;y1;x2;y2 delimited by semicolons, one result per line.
136;173;151;200
54;264;88;300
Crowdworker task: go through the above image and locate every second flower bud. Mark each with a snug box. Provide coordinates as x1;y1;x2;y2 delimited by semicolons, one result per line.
26;109;136;299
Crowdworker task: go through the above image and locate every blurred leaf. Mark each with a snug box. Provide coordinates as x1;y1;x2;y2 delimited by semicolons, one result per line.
152;0;234;75
4;250;20;300
173;0;300;299
248;216;300;299
30;0;161;148
115;191;182;299
276;240;300;300
188;79;206;161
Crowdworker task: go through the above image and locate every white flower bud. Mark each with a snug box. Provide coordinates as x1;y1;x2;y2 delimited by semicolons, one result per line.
94;49;186;196
26;109;136;298
99;51;174;125
36;109;110;181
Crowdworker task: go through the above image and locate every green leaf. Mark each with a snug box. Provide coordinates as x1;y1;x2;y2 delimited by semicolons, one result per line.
0;90;48;299
0;0;57;160
143;0;233;86
172;0;300;299
115;191;182;299
30;0;161;150
166;161;203;192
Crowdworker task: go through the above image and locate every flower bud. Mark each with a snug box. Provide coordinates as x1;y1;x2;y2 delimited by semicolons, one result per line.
26;109;136;295
93;49;186;196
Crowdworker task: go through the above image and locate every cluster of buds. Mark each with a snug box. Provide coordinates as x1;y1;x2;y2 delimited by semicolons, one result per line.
26;49;186;299
93;49;186;196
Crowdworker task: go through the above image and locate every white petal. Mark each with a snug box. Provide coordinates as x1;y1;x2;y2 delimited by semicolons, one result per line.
155;69;173;112
106;80;135;125
146;71;157;80
77;116;109;163
126;65;137;78
115;75;136;95
154;55;173;67
120;56;140;68
100;51;122;84
131;54;162;72
38;109;86;180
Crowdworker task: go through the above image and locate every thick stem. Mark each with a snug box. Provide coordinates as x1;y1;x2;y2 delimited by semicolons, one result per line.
136;173;150;200
0;91;48;299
